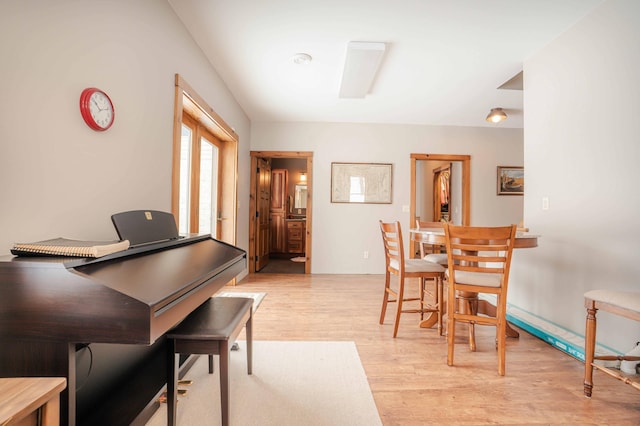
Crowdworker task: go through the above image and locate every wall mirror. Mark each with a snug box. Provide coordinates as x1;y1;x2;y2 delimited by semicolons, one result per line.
410;153;470;259
294;184;307;209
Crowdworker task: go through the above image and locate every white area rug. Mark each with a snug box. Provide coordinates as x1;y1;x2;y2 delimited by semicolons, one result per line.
146;341;381;426
290;256;306;262
214;291;266;313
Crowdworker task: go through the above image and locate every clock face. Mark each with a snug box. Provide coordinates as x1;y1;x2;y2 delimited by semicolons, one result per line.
80;88;114;131
89;91;114;129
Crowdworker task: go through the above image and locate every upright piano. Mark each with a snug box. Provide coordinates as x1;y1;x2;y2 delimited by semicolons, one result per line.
0;234;246;425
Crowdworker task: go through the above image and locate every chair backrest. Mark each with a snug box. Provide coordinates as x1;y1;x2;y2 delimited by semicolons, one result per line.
379;221;405;274
444;223;517;290
415;220;445;258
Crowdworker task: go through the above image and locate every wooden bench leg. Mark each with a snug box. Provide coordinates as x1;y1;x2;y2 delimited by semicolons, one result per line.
219;341;230;426
584;304;597;397
167;342;178;426
221;310;253;426
247;309;253;375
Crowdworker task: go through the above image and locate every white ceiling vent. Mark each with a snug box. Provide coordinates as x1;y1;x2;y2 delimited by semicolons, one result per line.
339;42;386;99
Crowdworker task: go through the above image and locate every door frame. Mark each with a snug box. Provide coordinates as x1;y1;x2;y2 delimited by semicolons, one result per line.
249;151;313;274
172;74;238;246
410;153;471;239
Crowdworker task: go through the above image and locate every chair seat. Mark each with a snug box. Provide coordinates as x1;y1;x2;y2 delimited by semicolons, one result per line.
584;289;640;313
390;258;445;274
446;270;501;287
423;253;448;265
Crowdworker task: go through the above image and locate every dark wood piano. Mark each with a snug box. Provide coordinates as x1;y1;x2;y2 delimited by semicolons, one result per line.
0;234;246;426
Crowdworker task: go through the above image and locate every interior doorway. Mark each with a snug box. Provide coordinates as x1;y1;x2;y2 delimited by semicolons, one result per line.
249;151;313;274
410;153;471;257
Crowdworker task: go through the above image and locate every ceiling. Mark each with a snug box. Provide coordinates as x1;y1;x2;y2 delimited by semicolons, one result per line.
168;0;602;129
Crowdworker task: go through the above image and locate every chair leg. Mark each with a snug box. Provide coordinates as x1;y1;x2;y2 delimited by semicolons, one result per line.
209;354;214;374
436;276;444;336
496;299;506;376
393;275;405;338
464;298;477;352
167;343;178;426
584;304;597;397
447;291;455;367
379;271;391;325
419;277;425;321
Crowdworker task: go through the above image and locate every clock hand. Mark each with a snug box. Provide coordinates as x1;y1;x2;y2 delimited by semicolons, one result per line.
91;98;103;111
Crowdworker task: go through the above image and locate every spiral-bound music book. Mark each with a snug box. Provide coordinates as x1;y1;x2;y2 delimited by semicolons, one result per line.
11;238;130;258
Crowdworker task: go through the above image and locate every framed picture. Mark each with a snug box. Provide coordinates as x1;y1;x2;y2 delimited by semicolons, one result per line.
497;166;524;196
331;162;392;203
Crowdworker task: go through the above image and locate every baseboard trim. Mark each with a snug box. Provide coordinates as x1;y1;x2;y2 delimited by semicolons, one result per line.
478;295;621;366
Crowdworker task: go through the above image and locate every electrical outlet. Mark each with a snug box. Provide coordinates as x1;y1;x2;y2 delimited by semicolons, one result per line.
542;197;549;210
363;251;369;259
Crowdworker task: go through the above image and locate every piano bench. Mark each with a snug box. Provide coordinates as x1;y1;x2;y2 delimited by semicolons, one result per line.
166;296;253;426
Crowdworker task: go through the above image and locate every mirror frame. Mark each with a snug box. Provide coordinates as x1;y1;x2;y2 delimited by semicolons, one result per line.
410;153;470;233
294;184;307;209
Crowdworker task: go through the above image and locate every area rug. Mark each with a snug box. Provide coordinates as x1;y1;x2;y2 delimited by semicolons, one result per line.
290;256;306;262
214;291;266;313
146;341;381;426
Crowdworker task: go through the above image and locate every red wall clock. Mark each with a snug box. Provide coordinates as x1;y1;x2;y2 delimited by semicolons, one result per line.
79;87;115;131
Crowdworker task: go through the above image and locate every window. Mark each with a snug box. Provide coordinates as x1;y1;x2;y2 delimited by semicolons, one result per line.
178;112;222;237
172;74;239;246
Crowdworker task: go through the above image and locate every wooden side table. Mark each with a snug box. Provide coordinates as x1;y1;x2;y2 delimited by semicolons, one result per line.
0;377;67;426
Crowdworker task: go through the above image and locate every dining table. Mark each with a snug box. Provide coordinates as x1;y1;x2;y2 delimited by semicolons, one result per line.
409;226;539;338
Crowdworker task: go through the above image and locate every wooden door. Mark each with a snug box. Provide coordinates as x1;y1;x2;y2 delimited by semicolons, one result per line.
255;158;271;270
269;169;288;253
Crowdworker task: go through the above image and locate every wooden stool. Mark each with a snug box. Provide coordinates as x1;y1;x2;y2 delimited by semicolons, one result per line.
167;297;253;426
583;289;640;397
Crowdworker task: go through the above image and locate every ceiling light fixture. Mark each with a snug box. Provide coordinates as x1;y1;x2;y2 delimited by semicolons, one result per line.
292;53;312;65
339;41;386;99
486;107;508;123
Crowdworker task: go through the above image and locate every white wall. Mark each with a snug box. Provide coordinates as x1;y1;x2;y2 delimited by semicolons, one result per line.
0;1;251;261
251;122;524;274
514;0;640;352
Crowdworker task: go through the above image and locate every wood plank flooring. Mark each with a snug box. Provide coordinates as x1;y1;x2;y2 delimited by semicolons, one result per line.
234;273;639;425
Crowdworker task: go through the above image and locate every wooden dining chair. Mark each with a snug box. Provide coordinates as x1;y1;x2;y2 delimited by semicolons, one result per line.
443;223;516;375
415;220;448;266
379;221;446;337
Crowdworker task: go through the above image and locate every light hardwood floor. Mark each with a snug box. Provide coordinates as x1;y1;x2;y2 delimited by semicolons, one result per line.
234;273;639;425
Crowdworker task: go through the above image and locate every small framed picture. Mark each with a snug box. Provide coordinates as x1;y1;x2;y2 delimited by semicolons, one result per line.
497;166;524;196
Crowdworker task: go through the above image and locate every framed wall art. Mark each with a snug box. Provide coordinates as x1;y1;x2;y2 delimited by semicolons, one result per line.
497;166;524;196
331;162;392;203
